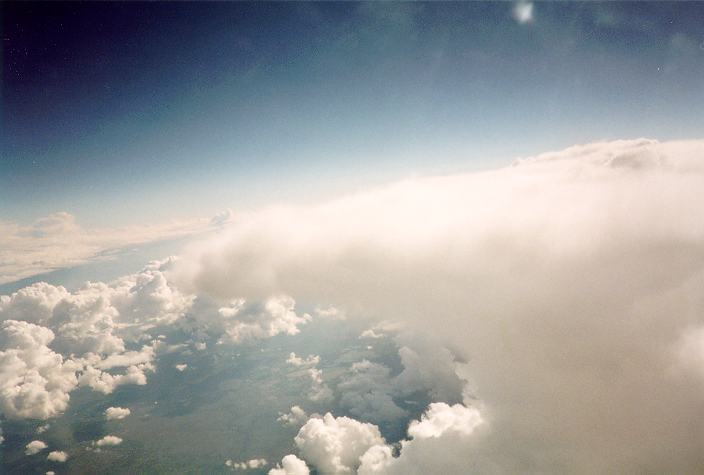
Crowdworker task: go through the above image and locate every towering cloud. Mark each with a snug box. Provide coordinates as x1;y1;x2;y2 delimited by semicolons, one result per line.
179;139;704;473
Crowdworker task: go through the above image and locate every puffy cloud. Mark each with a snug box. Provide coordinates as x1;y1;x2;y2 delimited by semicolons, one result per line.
278;405;309;427
178;139;704;472
307;368;333;403
216;295;311;344
25;439;48;455
77;364;150;395
357;403;484;475
47;450;68;462
0;320;79;419
294;413;385;474
105;406;131;420
94;435;122;447
269;455;310;475
0;212;206;284
227;458;267;470
286;353;320;367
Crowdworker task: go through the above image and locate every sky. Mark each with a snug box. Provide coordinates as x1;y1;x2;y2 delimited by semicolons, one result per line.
3;2;704;227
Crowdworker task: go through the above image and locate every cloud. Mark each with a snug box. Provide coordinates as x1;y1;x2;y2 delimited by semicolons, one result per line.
0;212;207;285
0;259;193;419
216;295;312;344
278;405;309;427
177;139;704;473
286;353;320;367
105;406;131;420
94;435;123;447
47;450;68;462
269;455;310;475
357;403;484;475
25;439;48;455
0;320;80;419
337;360;406;423
512;1;533;24
294;413;385;474
226;458;267;470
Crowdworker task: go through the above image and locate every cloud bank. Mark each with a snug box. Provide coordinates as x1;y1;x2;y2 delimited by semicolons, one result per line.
178;139;704;473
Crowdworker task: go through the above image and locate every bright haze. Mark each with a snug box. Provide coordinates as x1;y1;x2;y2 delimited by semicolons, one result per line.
1;2;704;474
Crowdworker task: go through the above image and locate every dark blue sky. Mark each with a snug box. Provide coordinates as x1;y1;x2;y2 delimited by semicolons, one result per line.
2;2;703;226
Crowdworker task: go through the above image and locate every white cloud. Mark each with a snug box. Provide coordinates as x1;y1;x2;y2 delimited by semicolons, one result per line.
294;413;385;475
216;295;311;344
105;406;131;420
25;439;48;455
94;435;122;447
0;212;206;284
357;403;484;475
228;458;267;470
307;368;333;403
177;139;704;473
278;405;309;427
286;352;320;367
269;455;310;475
0;320;80;419
47;450;68;462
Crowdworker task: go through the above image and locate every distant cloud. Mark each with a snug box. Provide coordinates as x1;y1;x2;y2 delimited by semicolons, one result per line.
105;407;131;420
25;440;48;455
286;352;320;367
277;406;309;427
0;212;207;284
94;435;122;447
47;451;68;462
512;1;533;24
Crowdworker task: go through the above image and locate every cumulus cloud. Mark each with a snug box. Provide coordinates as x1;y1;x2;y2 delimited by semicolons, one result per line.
286;352;320;367
0;212;206;284
47;450;68;462
177;139;704;473
294;413;385;474
0;320;80;419
105;406;131;420
94;435;123;447
226;458;267;470
216;295;311;344
0;259;193;420
25;439;48;455
278;405;309;427
269;455;310;475
357;403;484;475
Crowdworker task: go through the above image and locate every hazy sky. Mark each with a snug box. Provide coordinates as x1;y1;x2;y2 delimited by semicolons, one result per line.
3;2;703;226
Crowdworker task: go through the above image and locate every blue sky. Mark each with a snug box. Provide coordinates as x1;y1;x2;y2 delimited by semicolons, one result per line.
3;2;703;226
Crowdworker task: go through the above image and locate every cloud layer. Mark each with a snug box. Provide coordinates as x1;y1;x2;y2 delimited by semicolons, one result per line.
179;139;704;473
